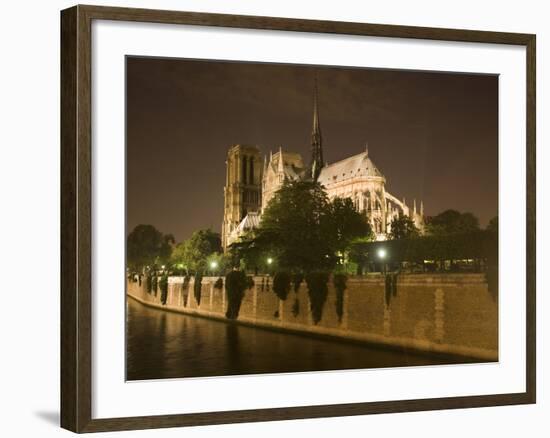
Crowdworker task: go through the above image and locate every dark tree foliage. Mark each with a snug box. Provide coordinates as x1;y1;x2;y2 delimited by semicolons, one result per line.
328;197;372;254
306;272;330;324
246;276;255;290
126;224;174;271
193;272;203;305
228;232;266;273
485;217;498;300
181;275;190;307
384;273;398;306
292;272;304;293
152;275;158;296
214;277;224;290
273;272;292;301
348;237;371;275
225;270;248;320
234;180;371;273
487;216;498;233
172;229;222;274
333;273;347;322
146;275;152;294
389;214;419;240
159;275;168;305
354;230;497;267
426;210;480;235
183;274;191;288
259;180;333;272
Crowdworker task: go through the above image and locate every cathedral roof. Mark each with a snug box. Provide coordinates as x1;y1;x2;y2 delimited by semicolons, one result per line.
317;151;384;185
270;150;306;180
234;211;261;235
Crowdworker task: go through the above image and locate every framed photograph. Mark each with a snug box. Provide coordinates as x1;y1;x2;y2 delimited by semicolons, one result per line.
60;5;536;433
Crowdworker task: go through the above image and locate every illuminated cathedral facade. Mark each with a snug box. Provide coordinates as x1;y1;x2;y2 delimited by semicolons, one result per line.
221;81;425;250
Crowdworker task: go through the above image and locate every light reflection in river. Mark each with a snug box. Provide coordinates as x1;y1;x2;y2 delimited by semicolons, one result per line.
126;297;477;380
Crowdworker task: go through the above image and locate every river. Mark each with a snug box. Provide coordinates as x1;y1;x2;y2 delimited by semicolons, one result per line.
126;297;476;380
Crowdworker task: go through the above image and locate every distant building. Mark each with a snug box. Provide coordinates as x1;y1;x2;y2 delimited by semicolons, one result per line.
221;80;424;250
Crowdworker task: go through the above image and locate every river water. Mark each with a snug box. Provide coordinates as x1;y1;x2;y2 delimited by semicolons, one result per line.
126;297;476;380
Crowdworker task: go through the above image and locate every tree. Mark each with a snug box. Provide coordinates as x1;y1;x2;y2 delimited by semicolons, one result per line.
240;180;372;273
426;209;480;235
254;180;333;272
456;212;480;233
170;242;188;273
126;224;174;272
228;231;267;273
389;214;419;240
348;237;372;274
171;229;222;274
487;216;498;233
328;197;372;254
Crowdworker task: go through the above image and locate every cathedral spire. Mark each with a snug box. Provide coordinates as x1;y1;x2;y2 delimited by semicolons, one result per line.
278;146;284;173
310;73;324;180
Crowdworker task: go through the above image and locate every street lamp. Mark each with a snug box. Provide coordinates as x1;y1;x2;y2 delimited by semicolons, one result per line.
378;248;387;274
209;260;218;275
266;257;274;275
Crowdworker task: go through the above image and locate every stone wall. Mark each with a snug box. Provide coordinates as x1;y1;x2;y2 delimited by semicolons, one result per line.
127;273;498;361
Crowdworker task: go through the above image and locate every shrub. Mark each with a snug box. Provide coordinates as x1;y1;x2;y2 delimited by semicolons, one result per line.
146;275;152;294
159;275;168;305
181;277;190;307
193;272;203;305
214;277;224;290
225;270;247;319
273;272;291;301
292;272;304;293
305;272;329;324
352;230;498;270
152;276;158;296
183;274;190;286
246;276;255;290
486;266;498;302
333;273;347;322
384;273;398;306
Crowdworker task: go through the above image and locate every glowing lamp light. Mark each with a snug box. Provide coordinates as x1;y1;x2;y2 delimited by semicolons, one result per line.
161;265;166;270
377;248;387;259
267;257;273;265
210;261;218;269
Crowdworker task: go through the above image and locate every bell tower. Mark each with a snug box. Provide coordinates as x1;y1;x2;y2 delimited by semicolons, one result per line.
222;144;262;250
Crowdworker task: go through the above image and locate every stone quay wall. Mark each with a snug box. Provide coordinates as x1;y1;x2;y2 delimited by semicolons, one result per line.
127;273;498;361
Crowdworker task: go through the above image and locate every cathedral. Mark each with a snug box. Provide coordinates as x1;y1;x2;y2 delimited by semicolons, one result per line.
221;81;425;250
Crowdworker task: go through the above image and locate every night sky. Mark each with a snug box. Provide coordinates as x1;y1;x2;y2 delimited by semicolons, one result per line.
126;57;498;242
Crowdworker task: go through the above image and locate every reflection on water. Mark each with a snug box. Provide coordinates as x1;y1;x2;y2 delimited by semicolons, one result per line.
126;297;476;380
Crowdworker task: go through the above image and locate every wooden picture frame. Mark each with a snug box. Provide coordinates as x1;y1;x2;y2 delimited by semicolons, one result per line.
61;4;536;433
